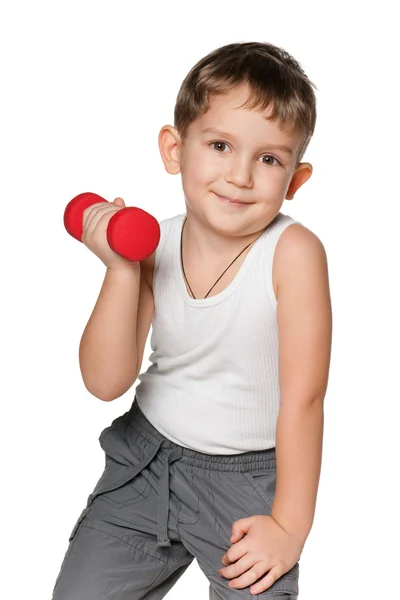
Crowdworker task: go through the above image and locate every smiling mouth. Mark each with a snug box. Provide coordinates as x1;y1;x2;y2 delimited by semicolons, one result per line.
216;194;253;205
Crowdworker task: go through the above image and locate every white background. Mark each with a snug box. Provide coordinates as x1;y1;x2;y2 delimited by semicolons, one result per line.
1;1;399;598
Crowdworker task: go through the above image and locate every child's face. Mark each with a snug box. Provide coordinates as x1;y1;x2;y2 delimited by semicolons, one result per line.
160;84;312;233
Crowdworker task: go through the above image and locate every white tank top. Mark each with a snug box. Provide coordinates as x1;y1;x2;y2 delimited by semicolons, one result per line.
135;211;301;454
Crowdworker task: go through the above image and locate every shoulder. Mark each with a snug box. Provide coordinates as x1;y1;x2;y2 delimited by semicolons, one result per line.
273;222;329;301
272;222;332;405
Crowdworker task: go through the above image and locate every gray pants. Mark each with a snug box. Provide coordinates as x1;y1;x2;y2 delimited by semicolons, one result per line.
52;398;299;599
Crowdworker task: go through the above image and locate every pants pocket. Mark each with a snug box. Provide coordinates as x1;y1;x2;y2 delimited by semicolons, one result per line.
90;454;152;508
68;506;91;541
69;420;151;539
242;470;276;512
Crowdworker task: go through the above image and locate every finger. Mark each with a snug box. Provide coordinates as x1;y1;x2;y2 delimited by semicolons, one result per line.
227;561;269;590
82;203;110;234
249;565;283;595
222;538;248;567
220;554;256;580
84;205;119;238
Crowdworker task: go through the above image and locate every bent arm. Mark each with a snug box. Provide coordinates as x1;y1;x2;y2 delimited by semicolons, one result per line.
79;265;141;401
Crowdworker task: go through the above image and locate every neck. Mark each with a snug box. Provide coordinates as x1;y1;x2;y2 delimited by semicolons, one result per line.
182;214;265;263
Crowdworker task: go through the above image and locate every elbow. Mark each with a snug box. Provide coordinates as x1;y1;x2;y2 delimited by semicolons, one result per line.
81;371;138;402
97;393;115;402
81;379;116;402
95;380;138;403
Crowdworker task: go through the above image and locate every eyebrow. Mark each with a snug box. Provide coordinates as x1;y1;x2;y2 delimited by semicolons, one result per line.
200;127;294;156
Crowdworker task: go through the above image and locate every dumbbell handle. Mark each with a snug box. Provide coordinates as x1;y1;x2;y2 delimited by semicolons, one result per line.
64;192;160;262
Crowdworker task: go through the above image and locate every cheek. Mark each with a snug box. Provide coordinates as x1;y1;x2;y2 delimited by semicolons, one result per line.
183;152;218;187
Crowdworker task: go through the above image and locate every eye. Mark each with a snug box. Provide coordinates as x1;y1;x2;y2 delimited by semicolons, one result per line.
209;142;281;166
209;141;229;152
261;154;281;166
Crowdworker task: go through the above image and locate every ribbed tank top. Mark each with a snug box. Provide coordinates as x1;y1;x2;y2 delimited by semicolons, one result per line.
135;211;301;454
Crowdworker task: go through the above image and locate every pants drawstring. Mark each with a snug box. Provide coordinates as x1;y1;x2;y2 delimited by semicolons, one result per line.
157;445;183;546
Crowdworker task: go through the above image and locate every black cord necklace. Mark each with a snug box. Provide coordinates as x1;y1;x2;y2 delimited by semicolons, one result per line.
180;216;263;299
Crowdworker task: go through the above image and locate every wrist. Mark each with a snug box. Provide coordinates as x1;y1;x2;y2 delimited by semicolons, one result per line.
270;510;312;545
106;262;140;273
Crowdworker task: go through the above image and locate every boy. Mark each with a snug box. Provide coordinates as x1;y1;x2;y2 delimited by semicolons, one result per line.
52;41;332;599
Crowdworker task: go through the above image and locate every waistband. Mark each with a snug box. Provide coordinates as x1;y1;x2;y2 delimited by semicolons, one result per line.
126;397;276;471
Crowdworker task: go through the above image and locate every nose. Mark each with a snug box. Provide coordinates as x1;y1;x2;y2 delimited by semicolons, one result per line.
224;155;253;188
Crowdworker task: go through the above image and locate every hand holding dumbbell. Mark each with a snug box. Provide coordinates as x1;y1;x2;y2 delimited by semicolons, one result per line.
64;192;160;267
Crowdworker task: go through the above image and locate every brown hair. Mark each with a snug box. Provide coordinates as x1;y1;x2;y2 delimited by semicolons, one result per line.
174;41;317;166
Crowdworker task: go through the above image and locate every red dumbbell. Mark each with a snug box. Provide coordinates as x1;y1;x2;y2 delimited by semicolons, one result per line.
63;192;160;262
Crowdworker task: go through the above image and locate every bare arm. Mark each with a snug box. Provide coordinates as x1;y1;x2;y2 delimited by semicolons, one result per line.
270;225;332;543
79;265;141;401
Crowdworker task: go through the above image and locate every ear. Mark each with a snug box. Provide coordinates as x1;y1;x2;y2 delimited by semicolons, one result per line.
285;162;313;200
158;125;182;174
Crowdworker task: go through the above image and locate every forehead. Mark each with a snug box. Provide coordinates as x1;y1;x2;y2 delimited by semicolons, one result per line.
191;85;300;150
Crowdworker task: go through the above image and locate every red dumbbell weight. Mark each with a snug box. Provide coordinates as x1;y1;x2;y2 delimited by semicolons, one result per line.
63;192;160;262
